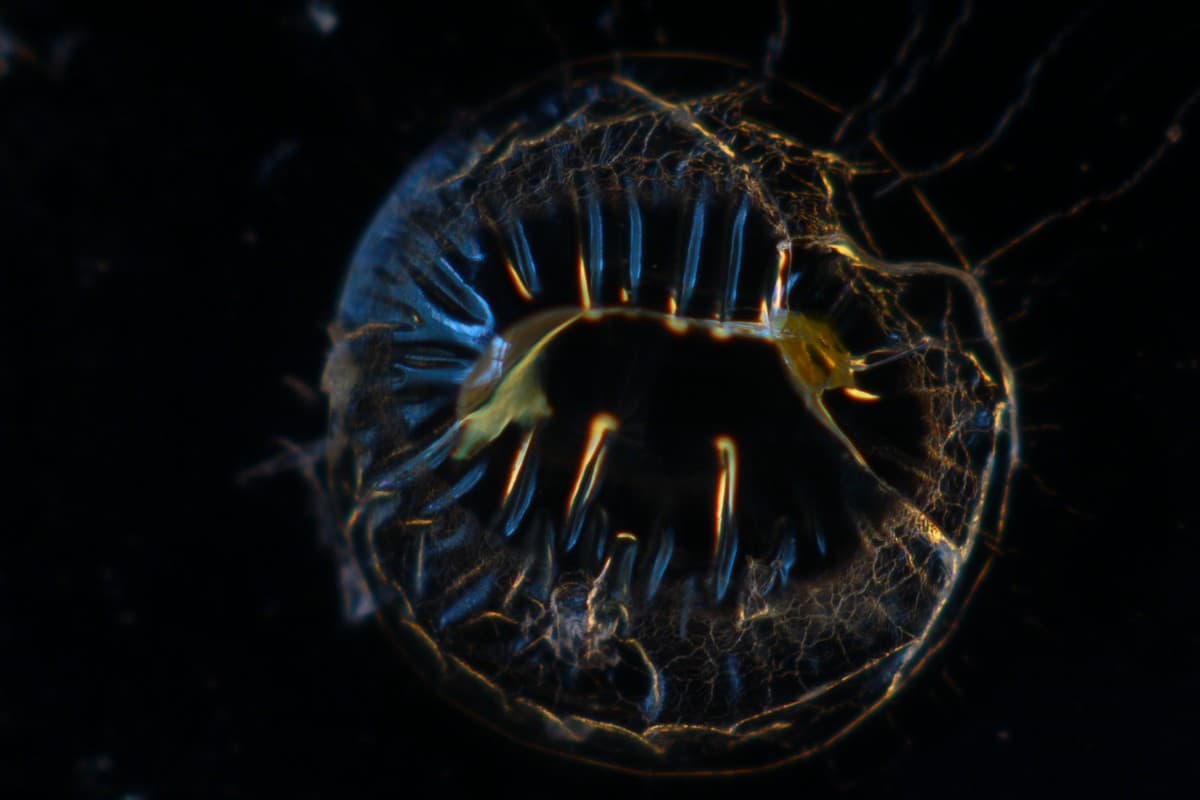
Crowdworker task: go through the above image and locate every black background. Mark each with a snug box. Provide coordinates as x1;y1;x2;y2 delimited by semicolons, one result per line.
5;1;1199;797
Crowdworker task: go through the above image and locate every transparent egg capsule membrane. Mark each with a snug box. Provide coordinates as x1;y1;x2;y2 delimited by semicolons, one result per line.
322;59;1016;773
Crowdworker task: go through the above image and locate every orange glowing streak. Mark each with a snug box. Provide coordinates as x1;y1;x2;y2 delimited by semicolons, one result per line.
577;249;592;310
565;412;619;518
771;245;789;314
665;317;689;334
504;258;535;302
842;386;882;402
666;294;678;316
713;435;738;556
502;428;536;504
618;287;630;303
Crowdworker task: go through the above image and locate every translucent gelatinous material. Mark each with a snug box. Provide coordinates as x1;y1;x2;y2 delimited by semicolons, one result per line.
322;58;1016;773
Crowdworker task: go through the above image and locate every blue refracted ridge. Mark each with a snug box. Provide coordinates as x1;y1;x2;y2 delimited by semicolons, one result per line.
437;572;497;629
337;138;483;329
394;397;453;433
775;534;797;588
573;508;611;568
625;183;644;301
586;189;604;300
813;524;827;558
420;460;489;515
449;229;485;265
562;509;586;554
500;453;539;538
385;252;493;346
364;493;404;539
387;360;471;390
786;268;803;296
723;654;742;702
678;186;709;313
396;345;475;371
644;527;674;602
592;516;609;564
342;242;491;442
723;194;749;319
609;533;638;603
526;513;557;602
641;668;665;722
425;523;473;556
372;424;460;491
342;245;492;379
713;519;738;604
412;532;427;599
432;256;493;327
507;218;542;296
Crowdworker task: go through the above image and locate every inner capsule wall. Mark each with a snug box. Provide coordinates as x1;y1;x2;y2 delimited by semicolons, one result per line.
322;66;1013;772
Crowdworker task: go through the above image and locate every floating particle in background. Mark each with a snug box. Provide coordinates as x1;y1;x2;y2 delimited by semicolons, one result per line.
319;54;1018;773
305;1;339;37
0;21;35;77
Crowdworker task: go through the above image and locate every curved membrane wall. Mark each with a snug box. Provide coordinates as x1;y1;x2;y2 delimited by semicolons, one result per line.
322;62;1015;772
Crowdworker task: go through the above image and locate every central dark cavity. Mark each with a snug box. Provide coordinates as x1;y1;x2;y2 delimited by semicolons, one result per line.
462;314;880;592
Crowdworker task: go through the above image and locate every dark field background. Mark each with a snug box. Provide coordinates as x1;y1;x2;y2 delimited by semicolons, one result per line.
5;1;1199;797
